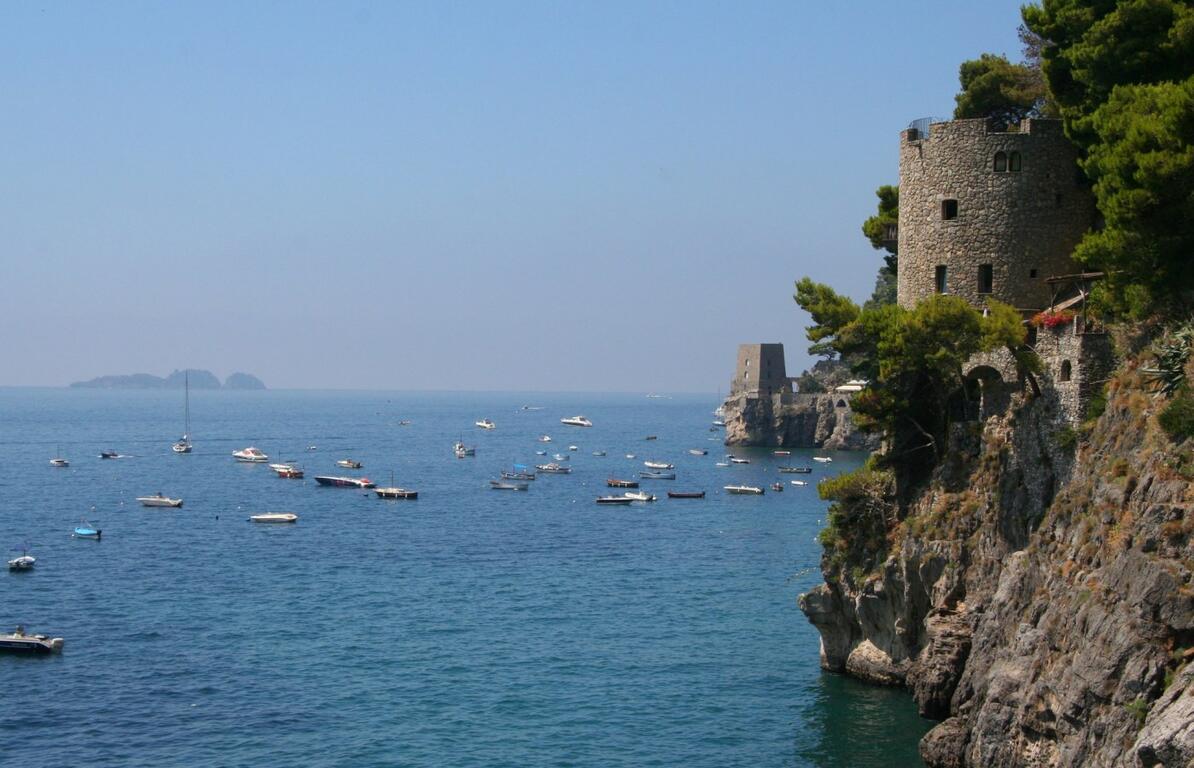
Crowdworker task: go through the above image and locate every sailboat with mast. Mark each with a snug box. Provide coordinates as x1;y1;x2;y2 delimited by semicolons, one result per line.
172;371;193;454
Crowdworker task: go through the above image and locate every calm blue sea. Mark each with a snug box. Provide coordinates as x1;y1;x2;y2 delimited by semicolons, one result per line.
0;389;930;767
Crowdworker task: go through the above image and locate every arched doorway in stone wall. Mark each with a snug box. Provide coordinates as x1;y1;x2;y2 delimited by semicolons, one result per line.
964;365;1011;420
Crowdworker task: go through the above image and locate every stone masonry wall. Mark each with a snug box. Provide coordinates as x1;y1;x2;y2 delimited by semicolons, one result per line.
897;118;1096;311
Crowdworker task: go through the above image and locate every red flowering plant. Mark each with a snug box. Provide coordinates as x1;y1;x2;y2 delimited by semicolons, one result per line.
1031;310;1075;329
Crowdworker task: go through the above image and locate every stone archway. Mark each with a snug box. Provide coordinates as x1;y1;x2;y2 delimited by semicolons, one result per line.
964;365;1011;420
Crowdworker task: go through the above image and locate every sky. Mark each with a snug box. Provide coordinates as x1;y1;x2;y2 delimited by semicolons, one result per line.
0;1;1029;391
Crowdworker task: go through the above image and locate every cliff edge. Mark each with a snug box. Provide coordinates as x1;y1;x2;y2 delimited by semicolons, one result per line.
799;347;1194;766
724;391;879;450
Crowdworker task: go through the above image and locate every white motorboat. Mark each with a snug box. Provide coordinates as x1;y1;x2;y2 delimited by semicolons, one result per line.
50;456;69;468
476;419;496;430
624;491;656;502
490;479;529;491
596;495;634;505
314;475;375;489
790;480;808;486
136;493;183;508
724;484;765;495
336;459;363;469
172;371;193;453
560;416;593;428
813;456;833;463
454;441;476;458
538;435;553;443
643;461;674;470
568;445;579;451
249;513;298;523
712;420;726;427
535;450;547;456
625;453;636;459
715;462;730;467
0;626;64;654
728;456;750;465
536;463;572;474
592;451;606;457
552;453;571;462
688;449;708;456
233;446;268;463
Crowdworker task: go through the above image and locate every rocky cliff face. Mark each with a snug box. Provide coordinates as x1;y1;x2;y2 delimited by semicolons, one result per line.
724;392;879;450
799;359;1194;766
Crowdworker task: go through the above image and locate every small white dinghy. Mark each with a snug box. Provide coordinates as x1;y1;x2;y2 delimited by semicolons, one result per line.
249;513;298;524
137;493;183;508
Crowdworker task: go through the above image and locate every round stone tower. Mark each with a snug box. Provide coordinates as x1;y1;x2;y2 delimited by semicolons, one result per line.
896;118;1095;311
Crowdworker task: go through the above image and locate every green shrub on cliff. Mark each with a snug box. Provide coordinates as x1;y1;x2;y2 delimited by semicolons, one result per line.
1159;387;1194;443
817;463;896;576
794;288;1032;481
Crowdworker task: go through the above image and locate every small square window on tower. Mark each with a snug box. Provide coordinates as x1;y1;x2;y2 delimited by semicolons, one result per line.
942;199;958;220
1029;268;1038;278
978;264;993;294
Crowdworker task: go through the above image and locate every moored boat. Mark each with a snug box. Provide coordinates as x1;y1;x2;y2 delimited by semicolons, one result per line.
0;626;64;654
476;419;496;430
813;456;833;463
790;480;808;486
724;484;764;495
336;459;363;469
535;463;572;474
8;547;35;570
592;451;606;457
313;475;375;489
454;441;476;458
490;479;529;491
560;416;593;428
687;449;708;456
232;446;268;463
501;465;536;481
50;457;70;468
607;478;639;488
375;487;418;500
770;482;784;492
270;463;304;478
624;491;656;502
99;449;120;459
643;460;674;470
728;456;750;465
249;513;298;523
639;471;676;480
538;435;553;443
773;450;791;456
667;491;706;499
73;519;101;539
172;371;193;453
596;495;633;505
778;466;813;474
136;493;183;508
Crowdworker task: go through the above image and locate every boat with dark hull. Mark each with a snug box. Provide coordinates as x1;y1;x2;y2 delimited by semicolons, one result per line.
490;480;529;491
778;466;813;474
638;471;675;480
667;491;705;499
607;478;638;488
596;496;633;505
0;626;64;654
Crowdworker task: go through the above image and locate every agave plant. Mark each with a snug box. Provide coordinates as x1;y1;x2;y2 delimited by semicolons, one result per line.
1143;325;1194;396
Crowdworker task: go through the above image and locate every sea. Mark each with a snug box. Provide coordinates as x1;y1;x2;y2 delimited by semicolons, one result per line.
0;388;931;767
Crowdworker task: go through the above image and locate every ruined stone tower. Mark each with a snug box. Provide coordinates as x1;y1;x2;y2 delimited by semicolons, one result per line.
730;343;789;398
897;118;1096;311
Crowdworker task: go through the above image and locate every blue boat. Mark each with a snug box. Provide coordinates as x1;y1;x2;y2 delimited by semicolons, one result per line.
639;471;676;480
73;519;101;539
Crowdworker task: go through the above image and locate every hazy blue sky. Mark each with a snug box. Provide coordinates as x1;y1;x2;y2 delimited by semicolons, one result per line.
1;1;1028;391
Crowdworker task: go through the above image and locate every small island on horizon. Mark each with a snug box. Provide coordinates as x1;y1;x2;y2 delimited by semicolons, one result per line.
70;369;266;390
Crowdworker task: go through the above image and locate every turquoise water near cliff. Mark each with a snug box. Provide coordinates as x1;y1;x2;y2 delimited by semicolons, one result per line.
1;389;931;766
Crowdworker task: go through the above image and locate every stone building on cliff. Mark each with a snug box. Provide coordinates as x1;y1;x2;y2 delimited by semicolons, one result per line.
723;343;877;450
897;116;1111;426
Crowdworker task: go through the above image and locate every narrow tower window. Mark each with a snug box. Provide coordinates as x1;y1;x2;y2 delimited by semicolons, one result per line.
994;151;1007;172
978;264;994;294
942;199;958;220
935;265;948;294
1059;360;1072;382
1009;151;1022;172
1029;268;1038;278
